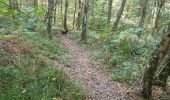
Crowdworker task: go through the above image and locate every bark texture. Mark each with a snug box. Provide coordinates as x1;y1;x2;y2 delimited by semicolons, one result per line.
64;0;68;31
73;0;77;28
107;0;113;25
76;0;82;30
81;0;89;41
47;0;54;39
141;23;170;98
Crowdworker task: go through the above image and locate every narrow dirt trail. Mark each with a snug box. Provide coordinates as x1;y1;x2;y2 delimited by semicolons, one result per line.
56;35;139;100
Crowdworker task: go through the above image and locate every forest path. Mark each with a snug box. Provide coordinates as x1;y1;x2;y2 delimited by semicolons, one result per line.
56;35;139;100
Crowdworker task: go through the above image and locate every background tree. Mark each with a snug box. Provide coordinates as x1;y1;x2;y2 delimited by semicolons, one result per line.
138;0;148;28
33;0;38;6
81;0;89;41
113;0;126;29
9;0;19;10
107;0;113;26
76;0;82;30
136;0;148;37
63;0;68;32
152;0;165;34
54;0;58;23
73;0;77;28
47;0;54;39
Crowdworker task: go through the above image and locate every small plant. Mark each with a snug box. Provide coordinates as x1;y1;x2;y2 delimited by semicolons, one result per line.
93;28;158;84
0;31;84;99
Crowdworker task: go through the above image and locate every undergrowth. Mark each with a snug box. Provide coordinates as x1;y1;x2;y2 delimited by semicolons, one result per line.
69;28;158;84
0;31;84;99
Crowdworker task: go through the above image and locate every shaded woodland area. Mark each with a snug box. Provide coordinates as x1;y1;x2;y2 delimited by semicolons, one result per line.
0;0;170;99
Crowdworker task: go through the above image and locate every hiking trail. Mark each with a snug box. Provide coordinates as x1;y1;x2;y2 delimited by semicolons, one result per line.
55;35;141;100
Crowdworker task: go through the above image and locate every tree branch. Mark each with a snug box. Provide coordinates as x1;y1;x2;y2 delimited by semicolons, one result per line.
0;1;30;17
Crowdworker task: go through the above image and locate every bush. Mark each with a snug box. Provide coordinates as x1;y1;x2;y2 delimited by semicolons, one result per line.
94;28;158;84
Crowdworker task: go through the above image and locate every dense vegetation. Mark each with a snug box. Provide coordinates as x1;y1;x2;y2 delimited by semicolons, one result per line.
0;4;84;99
0;0;170;99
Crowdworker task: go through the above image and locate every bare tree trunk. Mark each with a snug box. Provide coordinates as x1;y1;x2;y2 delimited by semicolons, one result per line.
154;54;170;91
77;0;82;30
138;0;148;28
33;0;38;6
90;0;95;30
112;0;126;30
137;0;148;37
81;0;89;42
47;0;54;39
141;23;170;98
107;0;113;26
73;0;77;29
61;0;63;25
152;0;165;34
9;0;19;10
54;0;58;23
63;0;68;31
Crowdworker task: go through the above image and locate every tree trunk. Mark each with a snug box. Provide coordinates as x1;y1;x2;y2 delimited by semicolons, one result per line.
141;23;170;98
33;0;38;6
107;0;113;26
138;0;148;28
61;0;63;25
54;0;58;23
81;0;89;42
90;0;95;30
76;0;82;30
112;0;126;30
73;0;77;29
9;0;19;10
154;54;170;91
152;0;165;34
63;0;68;31
47;0;54;39
137;0;148;37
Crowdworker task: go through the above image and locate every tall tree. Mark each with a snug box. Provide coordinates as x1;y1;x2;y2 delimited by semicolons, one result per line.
9;0;19;10
107;0;113;26
73;0;77;28
112;0;126;29
137;0;148;37
141;23;170;98
33;0;38;6
76;0;82;30
54;0;58;23
63;0;68;32
60;0;63;25
152;0;165;33
47;0;54;39
81;0;89;41
138;0;148;28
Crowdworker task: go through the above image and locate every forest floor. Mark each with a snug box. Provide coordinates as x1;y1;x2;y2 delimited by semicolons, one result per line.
55;35;143;100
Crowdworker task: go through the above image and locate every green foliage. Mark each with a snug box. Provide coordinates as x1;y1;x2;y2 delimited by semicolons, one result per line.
0;28;11;35
93;29;158;84
0;66;83;100
0;31;84;99
87;31;100;39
